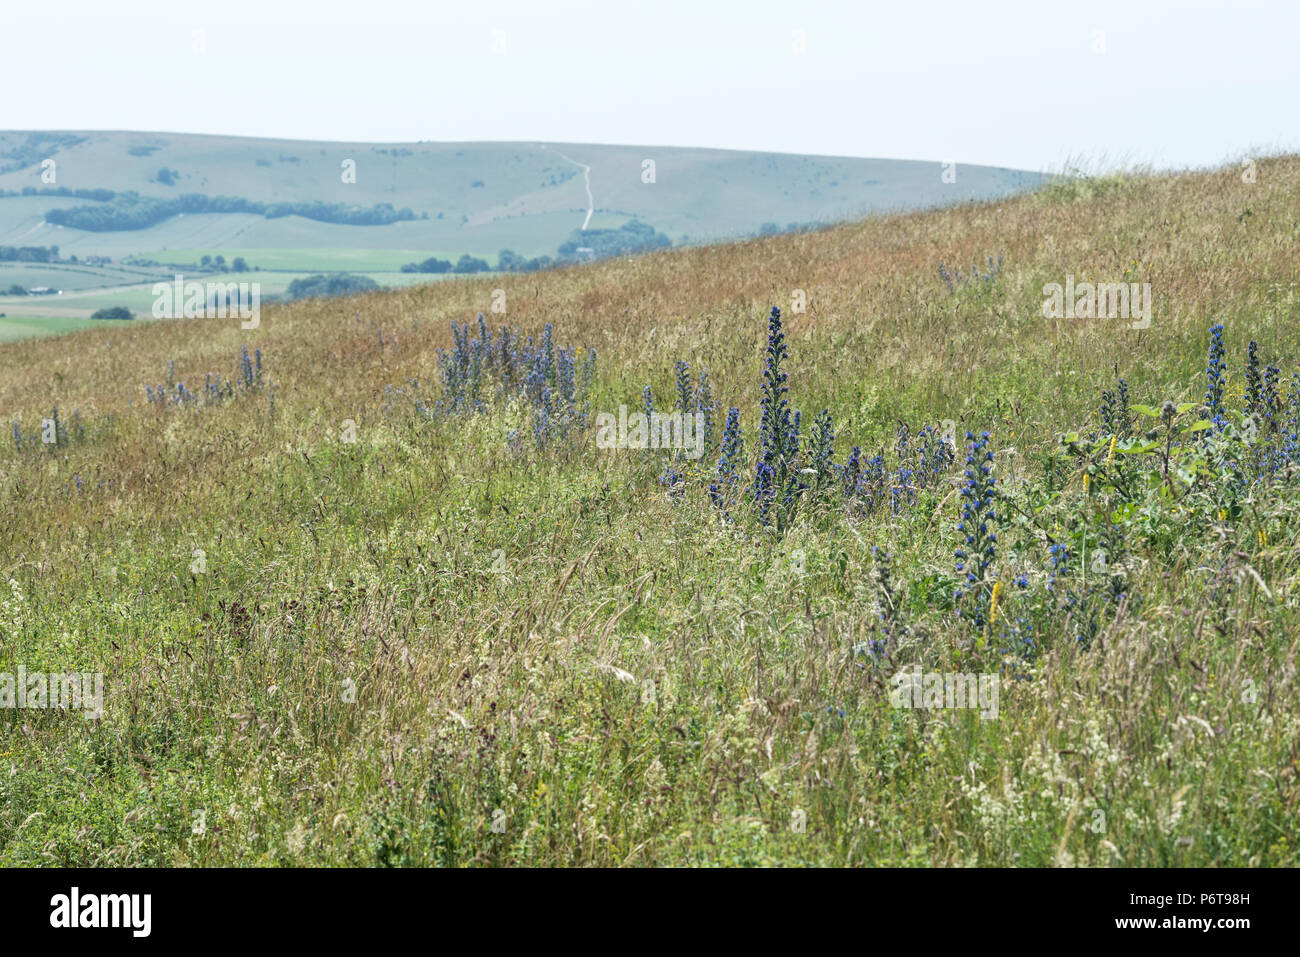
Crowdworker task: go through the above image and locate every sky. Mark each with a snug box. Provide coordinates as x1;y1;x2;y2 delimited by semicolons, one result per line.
2;0;1296;172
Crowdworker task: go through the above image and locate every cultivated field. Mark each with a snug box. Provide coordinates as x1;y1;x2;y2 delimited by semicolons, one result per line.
0;156;1296;866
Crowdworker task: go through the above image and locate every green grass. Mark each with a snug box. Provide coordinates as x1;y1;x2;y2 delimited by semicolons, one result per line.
1;156;1297;867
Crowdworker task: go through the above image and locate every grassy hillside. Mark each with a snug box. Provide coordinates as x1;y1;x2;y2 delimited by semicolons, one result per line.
1;156;1298;866
0;130;1041;260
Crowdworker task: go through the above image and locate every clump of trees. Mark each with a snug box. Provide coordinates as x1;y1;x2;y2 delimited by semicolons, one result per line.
285;274;381;301
400;257;453;274
556;220;671;260
91;306;133;319
495;249;554;272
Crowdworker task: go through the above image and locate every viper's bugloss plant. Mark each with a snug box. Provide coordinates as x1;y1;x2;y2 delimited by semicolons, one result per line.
660;464;685;498
1245;340;1262;419
871;546;904;652
938;255;1002;295
752;306;803;527
419;317;595;446
695;368;715;455
1099;378;1133;437
808;409;835;488
648;307;953;530
954;431;998;631
1205;323;1227;427
841;445;862;497
710;407;744;511
674;360;692;414
146;347;263;409
1263;364;1281;433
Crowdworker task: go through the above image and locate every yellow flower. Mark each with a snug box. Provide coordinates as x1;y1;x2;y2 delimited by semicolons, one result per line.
989;580;1003;629
1106;435;1117;466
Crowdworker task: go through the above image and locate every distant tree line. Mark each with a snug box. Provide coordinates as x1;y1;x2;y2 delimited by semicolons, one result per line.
0;244;59;263
43;191;419;232
0;186;117;202
400;220;674;276
757;220;827;237
401;254;495;275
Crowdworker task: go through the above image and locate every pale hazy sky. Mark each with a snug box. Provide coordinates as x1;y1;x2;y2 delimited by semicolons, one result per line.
2;0;1295;171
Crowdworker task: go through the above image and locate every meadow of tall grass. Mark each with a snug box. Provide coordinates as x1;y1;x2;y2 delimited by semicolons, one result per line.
1;156;1297;866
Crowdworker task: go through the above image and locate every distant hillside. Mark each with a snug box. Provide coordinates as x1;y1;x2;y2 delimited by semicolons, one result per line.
0;131;1044;263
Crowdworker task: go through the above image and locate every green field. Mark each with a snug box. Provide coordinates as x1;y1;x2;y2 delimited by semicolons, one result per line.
0;314;131;342
0;268;463;320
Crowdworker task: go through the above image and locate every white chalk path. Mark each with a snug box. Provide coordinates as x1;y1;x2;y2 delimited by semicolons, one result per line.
540;145;593;230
